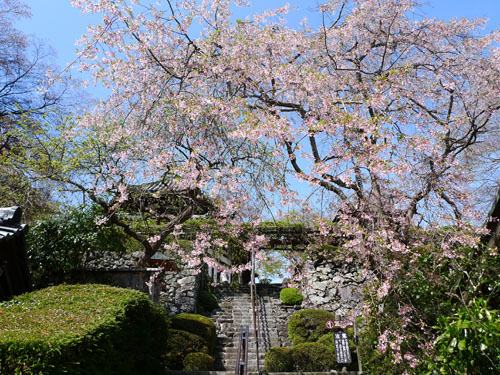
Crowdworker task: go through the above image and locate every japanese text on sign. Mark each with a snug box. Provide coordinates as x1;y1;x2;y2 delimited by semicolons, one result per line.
334;331;352;364
326;320;354;329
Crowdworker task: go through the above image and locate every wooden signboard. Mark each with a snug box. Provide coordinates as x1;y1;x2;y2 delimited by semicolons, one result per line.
326;320;354;329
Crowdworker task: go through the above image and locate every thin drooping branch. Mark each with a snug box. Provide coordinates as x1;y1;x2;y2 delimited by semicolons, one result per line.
284;139;354;209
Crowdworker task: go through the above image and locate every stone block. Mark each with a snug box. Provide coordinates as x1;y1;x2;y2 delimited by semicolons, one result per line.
339;286;353;300
312;280;330;290
327;287;338;297
309;294;329;305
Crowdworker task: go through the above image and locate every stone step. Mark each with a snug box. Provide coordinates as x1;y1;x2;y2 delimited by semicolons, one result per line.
217;345;279;353
222;329;279;336
207;286;288;373
213;318;235;322
218;325;278;331
219;342;278;349
221;340;281;348
222;357;265;364
167;372;364;375
221;347;266;353
223;352;265;357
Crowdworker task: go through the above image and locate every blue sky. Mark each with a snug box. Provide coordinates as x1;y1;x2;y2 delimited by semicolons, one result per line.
17;0;500;99
15;0;500;217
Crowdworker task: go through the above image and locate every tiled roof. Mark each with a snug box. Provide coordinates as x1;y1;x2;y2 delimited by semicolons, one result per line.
0;206;27;244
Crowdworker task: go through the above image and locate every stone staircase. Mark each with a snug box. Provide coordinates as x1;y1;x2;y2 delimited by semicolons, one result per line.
209;284;283;372
166;283;365;375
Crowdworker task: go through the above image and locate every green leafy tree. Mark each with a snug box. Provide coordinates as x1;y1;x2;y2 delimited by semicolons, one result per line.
425;299;500;375
359;244;500;374
27;204;126;287
0;0;78;221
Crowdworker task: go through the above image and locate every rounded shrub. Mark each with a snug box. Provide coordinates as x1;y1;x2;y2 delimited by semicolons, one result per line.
264;347;294;372
0;284;168;375
280;288;303;305
165;329;209;370
170;313;216;353
198;290;219;311
317;332;334;348
288;309;336;346
183;352;215;371
291;342;335;371
316;332;358;371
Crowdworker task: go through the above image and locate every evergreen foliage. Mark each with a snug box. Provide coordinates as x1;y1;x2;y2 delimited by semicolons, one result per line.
359;245;500;374
288;309;336;346
0;284;168;375
165;329;209;370
197;290;219;311
280;287;303;305
424;299;500;375
263;347;294;372
27;205;126;288
182;352;215;371
291;342;335;371
170;313;217;353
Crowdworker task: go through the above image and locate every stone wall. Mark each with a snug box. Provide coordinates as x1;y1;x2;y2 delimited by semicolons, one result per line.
301;261;375;318
157;270;200;316
82;251;201;316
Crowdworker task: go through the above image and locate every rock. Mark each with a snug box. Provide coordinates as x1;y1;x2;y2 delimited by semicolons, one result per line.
177;276;195;285
310;295;329;305
332;275;343;283
312;280;330;290
301;259;373;316
317;265;331;273
327;287;338;297
339;286;353;300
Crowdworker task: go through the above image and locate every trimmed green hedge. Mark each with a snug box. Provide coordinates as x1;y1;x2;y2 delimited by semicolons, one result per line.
264;347;294;372
292;342;335;371
0;284;168;375
165;329;209;370
198;290;219;311
183;352;215;371
266;309;360;372
170;313;216;353
280;288;303;305
317;332;334;348
288;309;336;346
264;343;343;372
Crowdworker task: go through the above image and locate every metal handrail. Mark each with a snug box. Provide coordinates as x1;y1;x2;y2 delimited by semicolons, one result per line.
235;325;249;375
250;250;261;373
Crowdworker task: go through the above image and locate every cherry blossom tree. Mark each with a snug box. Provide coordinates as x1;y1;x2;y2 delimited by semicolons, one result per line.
2;0;494;371
15;96;278;266
13;0;283;267
66;0;499;259
22;0;500;369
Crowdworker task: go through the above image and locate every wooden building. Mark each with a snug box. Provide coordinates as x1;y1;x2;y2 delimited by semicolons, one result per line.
0;206;31;300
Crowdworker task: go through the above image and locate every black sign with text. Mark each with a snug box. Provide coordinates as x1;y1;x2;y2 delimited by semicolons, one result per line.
334;331;352;364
